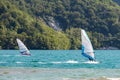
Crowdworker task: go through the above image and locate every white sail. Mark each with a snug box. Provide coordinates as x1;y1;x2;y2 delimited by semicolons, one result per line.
81;29;95;60
16;38;30;55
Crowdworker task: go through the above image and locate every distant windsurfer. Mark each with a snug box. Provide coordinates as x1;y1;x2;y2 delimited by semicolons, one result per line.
81;29;97;62
21;51;31;55
82;52;95;61
16;38;31;56
88;57;95;61
82;46;95;61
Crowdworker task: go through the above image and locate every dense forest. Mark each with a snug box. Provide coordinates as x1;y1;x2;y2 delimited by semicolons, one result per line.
0;0;120;49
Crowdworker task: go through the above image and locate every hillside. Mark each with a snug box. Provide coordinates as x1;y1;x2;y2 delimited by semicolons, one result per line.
0;0;70;49
113;0;120;5
0;0;120;49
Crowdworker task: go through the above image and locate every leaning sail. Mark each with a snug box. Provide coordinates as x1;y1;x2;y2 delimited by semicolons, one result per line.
81;29;95;60
16;38;30;55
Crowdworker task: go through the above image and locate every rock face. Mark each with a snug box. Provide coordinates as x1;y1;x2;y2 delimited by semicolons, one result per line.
113;0;120;5
44;16;61;31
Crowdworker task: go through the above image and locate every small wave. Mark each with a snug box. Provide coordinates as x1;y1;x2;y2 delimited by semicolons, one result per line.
15;55;21;57
15;61;23;64
38;62;46;64
62;78;71;80
107;78;120;80
51;61;62;64
2;55;11;57
65;60;79;64
31;60;38;62
0;62;7;63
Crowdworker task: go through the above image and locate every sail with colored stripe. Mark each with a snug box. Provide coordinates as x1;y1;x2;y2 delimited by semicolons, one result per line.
81;29;95;61
16;38;30;55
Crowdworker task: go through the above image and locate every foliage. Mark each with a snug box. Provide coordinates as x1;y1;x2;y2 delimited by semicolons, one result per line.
0;0;70;49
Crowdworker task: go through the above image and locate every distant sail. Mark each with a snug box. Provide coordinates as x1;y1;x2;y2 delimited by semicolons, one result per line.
81;29;95;61
16;38;30;55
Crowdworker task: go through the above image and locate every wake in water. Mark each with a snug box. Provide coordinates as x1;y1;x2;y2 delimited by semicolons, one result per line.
0;54;30;57
65;60;78;64
51;60;79;64
51;60;78;64
15;55;21;57
37;60;79;64
1;55;11;57
83;61;99;64
50;60;99;64
0;60;99;66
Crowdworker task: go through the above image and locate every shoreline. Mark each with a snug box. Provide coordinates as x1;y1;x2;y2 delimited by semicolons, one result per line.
0;67;120;80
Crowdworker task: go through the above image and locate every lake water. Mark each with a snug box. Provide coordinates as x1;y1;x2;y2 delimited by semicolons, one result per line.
0;50;120;80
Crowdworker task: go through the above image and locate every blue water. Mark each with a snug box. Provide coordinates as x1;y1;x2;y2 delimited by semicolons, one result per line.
0;50;120;80
0;50;120;69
